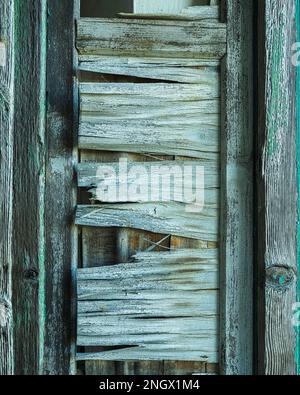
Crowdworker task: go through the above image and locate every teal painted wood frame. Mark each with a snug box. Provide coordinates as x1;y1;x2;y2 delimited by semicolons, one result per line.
0;0;14;375
11;0;78;374
257;0;298;375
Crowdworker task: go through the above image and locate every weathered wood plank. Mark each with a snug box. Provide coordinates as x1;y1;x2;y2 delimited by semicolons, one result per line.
219;0;253;375
79;56;219;83
77;346;218;363
77;18;226;59
79;82;220;159
78;160;219;188
77;249;218;362
77;1;221;375
12;0;47;375
257;0;297;375
78;159;219;203
119;6;219;20
296;0;300;376
76;201;218;241
43;0;77;374
133;0;208;15
0;0;14;376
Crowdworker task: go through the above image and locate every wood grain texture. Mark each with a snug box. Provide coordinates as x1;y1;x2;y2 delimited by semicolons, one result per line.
79;56;219;83
76;17;226;59
76;201;218;242
76;2;221;375
133;0;208;14
43;0;77;374
12;0;47;375
79;82;220;159
257;0;297;375
120;5;219;20
77;249;218;362
296;0;300;376
219;0;253;375
0;0;14;375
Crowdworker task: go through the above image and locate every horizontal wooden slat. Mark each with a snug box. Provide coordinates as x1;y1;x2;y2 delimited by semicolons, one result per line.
77;345;218;363
77;18;226;59
78;160;219;203
119;5;219;20
77;249;218;362
79;82;220;159
81;81;219;103
79;55;219;83
78;291;218;315
75;201;218;241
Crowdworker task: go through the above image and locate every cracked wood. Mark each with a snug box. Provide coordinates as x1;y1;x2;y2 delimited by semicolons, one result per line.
77;249;219;362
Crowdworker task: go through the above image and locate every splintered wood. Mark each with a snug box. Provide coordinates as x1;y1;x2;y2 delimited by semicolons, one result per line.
79;81;220;158
76;5;224;366
77;18;226;59
77;249;219;362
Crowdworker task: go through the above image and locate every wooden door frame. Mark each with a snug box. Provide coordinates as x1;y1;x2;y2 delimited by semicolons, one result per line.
256;0;298;375
0;0;14;375
1;0;298;375
220;0;254;375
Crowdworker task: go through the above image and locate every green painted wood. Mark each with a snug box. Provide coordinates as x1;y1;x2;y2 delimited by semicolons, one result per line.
257;0;297;375
12;0;78;375
12;0;47;375
0;0;14;375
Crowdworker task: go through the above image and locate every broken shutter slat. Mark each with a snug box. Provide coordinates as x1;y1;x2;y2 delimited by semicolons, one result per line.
76;5;222;372
77;345;218;363
119;6;219;20
78;290;217;315
75;202;218;241
77;18;226;59
80;80;219;99
77;249;218;362
79;56;219;83
79;82;220;159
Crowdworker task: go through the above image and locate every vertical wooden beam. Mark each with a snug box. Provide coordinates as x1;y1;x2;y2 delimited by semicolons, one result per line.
257;0;297;375
0;0;14;375
296;0;300;377
220;0;253;375
12;0;47;375
43;0;78;374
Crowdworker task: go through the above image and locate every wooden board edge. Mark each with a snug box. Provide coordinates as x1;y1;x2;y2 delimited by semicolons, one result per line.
0;0;14;375
257;0;297;376
296;0;300;377
220;0;254;375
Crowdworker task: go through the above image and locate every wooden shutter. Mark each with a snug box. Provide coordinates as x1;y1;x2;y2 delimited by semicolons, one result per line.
75;1;253;375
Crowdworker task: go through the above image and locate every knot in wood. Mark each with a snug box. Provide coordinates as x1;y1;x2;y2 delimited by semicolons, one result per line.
266;265;295;290
24;268;39;281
